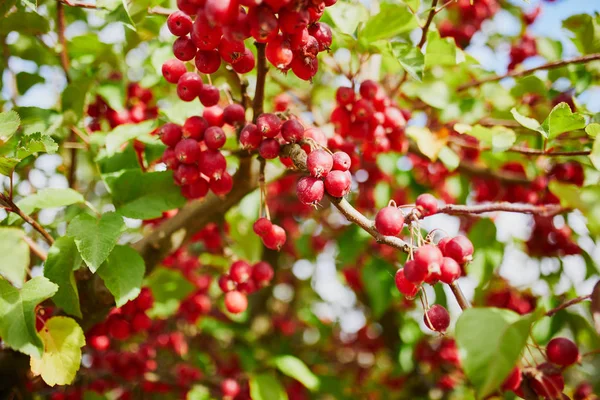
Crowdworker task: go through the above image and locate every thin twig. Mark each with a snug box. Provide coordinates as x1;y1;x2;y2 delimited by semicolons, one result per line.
450;282;471;310
60;0;103;9
147;6;173;16
459;53;600;91
449;136;591;156
436;202;566;218
22;236;48;261
56;0;70;81
545;294;591;317
0;194;54;245
252;42;267;122
417;0;440;49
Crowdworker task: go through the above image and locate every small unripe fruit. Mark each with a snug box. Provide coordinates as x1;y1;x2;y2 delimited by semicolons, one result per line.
175;139;201;164
159;123;183;147
395;268;419;298
332;151;351;171
375;206;404;236
439;257;461;284
416;194;438;216
258;138;280;159
167;11;193;36
307;149;333;178
424;304;450;332
296;176;324;205
257;113;282;138
253;217;272;236
546;337;580;367
324;170;351;197
162;59;187;84
262;224;286;251
252;261;274;285
229;260;252;284
224;291;248;314
445;236;474;264
281;119;305;143
204;126;226;149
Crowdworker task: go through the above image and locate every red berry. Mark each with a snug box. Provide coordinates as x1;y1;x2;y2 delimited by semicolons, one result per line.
191;16;222;50
199;149;227;180
439;257;461;284
573;382;594;400
256;113;282;138
531;363;565;399
195;50;222;74
359;80;380;99
501;366;522;392
183;116;208;140
424;304;450;332
199;85;220;107
224;291;248;314
248;5;278;43
252;261;274;285
308;22;332;51
162;148;179;169
231;48;256;73
177;72;203;101
307;150;333;178
221;378;241;398
176;0;198;15
445;236;474;264
239;123;262;149
413;245;444;279
210;172;233;195
253;217;272;236
223;104;246;126
172;36;197;61
266;34;294;69
383;106;407;130
291;54;318;81
218;275;236;292
258;138;280;159
546;337;579;367
162;59;187;83
279;8;309;34
290;28;310;50
167;11;193;36
303;127;327;147
352;98;375;121
336;87;355;106
159;123;183;147
181;178;209;199
174;164;200;185
437;236;451;255
204;126;226;149
375;206;404;236
204;106;224;127
281;119;305;143
175;139;201;164
218;36;245;63
229;260;252;284
416;194;438;216
204;0;238;25
332;151;351;171
262;224;286;251
404;259;428;284
296;176;324;205
395;268;419;298
108;318;131;340
131;312;152;333
324;170;352;197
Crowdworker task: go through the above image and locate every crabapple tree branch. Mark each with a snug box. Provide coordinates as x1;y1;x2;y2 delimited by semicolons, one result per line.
449;136;592;156
435;202;566;218
417;0;440;48
0;193;55;245
252;42;268;121
545;294;592;317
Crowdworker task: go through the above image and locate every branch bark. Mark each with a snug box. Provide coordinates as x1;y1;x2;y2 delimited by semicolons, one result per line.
0;194;55;245
545;294;591;317
417;0;439;49
449;136;591;156
436;202;565;218
252;42;267;121
459;53;600;91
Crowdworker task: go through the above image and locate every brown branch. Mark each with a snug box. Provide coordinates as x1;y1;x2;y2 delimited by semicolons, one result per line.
545;294;591;317
417;0;439;49
449;282;470;310
252;42;267;122
147;6;174;16
449;136;591;156
22;236;48;261
60;0;102;9
459;53;600;91
56;0;70;81
436;202;566;218
0;194;54;245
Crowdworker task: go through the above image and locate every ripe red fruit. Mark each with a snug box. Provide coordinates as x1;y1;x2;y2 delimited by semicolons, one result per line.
404;259;429;284
203;106;224;127
439;257;461;284
131;313;152;333
231;48;256;73
352;98;375;121
307;149;333;178
229;260;252;284
181;178;209;199
296;176;325;205
332;151;351;171
167;11;193;36
199;149;227;180
162;148;179;169
573;382;594;400
191;16;222;50
336;87;355;106
177;0;199;15
204;127;226;149
395;268;419;298
162;59;187;83
223;104;245;126
218;275;236;292
195;50;222;74
160;123;183;147
281;119;305;143
258;138;280;159
291;55;318;81
308;22;332;51
175;139;201;164
531;363;565;399
359;80;380;99
174;164;200;185
445;236;474;264
413;245;444;278
224;291;248;314
424;304;450;332
324;170;352;197
248;5;278;42
199;85;220;107
257;113;282;138
210;172;233;196
501;366;522;392
290;28;310;50
266;35;294;69
177;72;203;101
416;194;438;216
546;337;580;367
239;123;262;149
108;318;131;340
279;8;309;34
218;36;245;63
172;36;197;61
253;217;272;236
262;224;286;250
437;236;451;255
204;0;238;26
383;106;407;129
183;116;208;140
252;261;274;285
221;378;241;398
375;205;404;236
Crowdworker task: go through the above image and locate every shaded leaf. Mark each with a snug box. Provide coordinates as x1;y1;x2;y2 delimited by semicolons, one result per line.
44;237;82;318
390;42;424;81
97;245;145;307
0;228;29;286
510;108;541;131
361;258;394;319
563;14;600;55
146;267;195;318
0;110;20;143
16;72;44;94
249;374;286;400
273;355;320;391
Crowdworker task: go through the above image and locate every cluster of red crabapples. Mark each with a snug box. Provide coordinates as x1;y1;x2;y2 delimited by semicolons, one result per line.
158;100;246;199
217;260;275;314
295;148;353;205
439;0;500;48
164;0;334;82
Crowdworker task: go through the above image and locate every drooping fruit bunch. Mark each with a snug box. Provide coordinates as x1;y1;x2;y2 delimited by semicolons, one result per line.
217;260;275;314
508;34;538;71
164;0;335;81
438;0;500;48
485;278;538;315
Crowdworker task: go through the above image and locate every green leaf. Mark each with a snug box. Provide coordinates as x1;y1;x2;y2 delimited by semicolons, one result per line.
16;132;58;159
456;308;541;399
538;103;586;140
406;126;446;160
591;280;600;334
549;182;600;236
96;83;126;112
470;125;516;152
146;267;195;318
360;3;418;42
510;108;541;131
44;237;82;318
109;170;186;220
425;30;464;67
390;42;424;81
67;212;125;273
563;14;600;55
406;80;450;109
590;134;600;170
0;9;49;35
97;245;145;307
17;188;85;216
16;71;44;94
535;37;563;61
0;276;58;358
225;192;262;262
324;1;368;35
62;77;93;122
0;157;20;176
187;385;211;400
30;316;85;386
438;146;460;171
586;123;600;138
361;258;394;319
0;228;29;286
273;355;320;391
249;374;287;400
105;120;156;155
0;110;20;143
0;0;17;17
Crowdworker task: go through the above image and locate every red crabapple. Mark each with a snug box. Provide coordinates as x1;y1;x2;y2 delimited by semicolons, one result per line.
296;176;325;205
167;11;193;36
281;119;305;143
332;151;351;171
413;245;444;278
324;170;351;197
259;138;281;159
224;291;248;314
160;123;183;147
177;72;203;102
199;85;220;107
204;127;226;149
252;261;274;285
424;304;450;332
175;139;201;164
229;260;252;284
445;236;474;264
395;268;419;298
199;149;227;180
223;104;246;126
416;194;438;216
162;59;187;83
375;205;404;236
221;378;241;398
307;149;333;178
253;217;272;236
404;259;429;284
262;224;286;250
439;257;461;284
210;172;233;195
546;337;580;367
173;36;197;61
195;50;222;74
501;367;522;392
256;113;282;138
240;123;262;150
